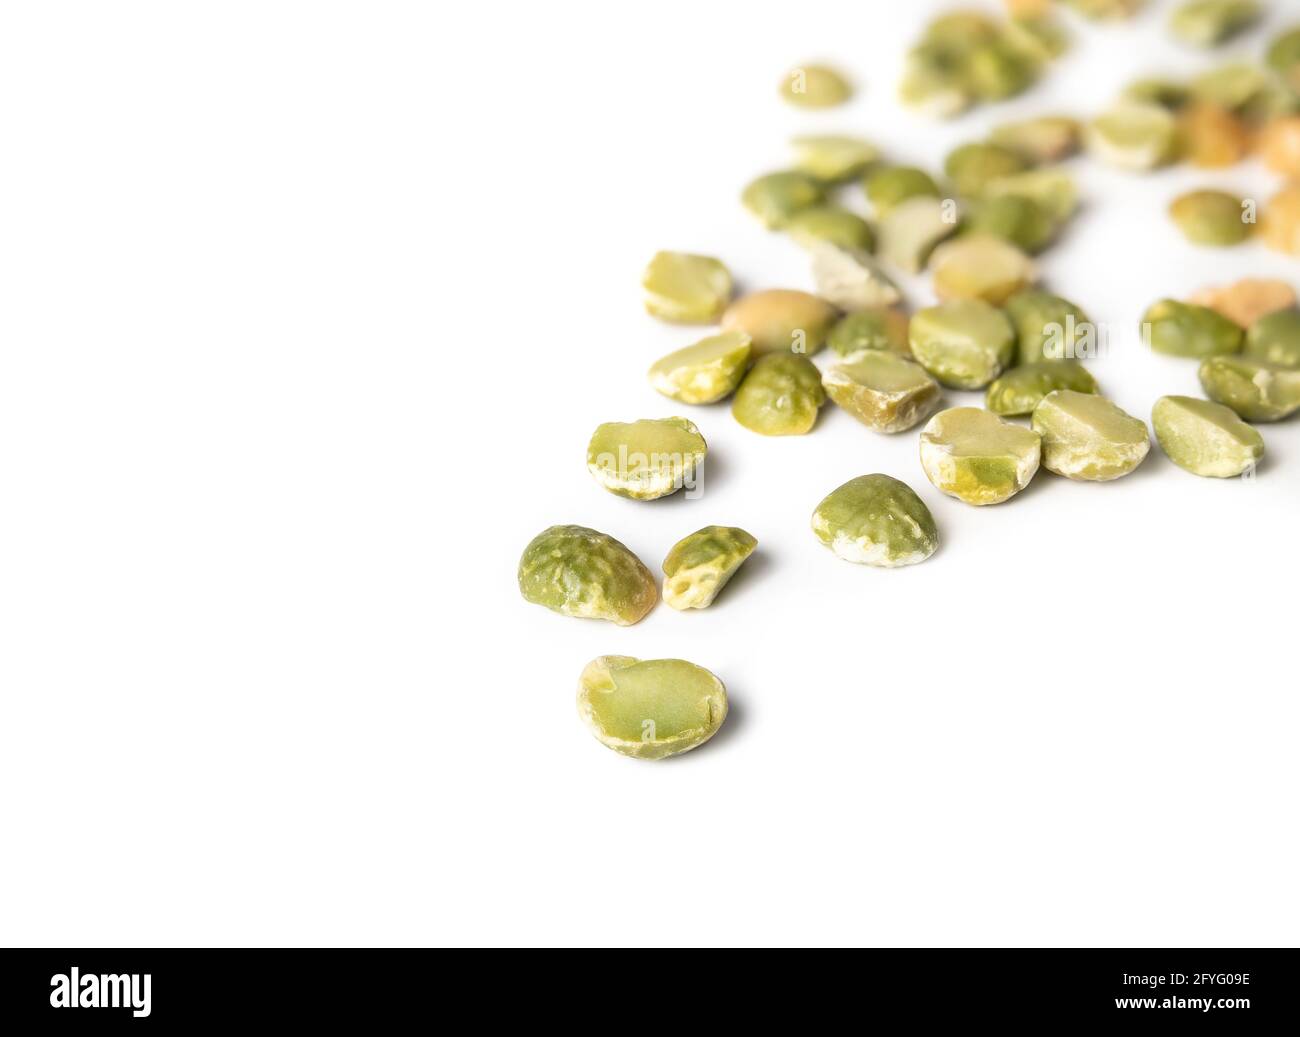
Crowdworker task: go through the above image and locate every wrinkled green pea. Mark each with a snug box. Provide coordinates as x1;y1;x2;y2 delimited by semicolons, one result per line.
741;171;825;229
1005;289;1094;363
910;299;1016;389
986;360;1098;416
964;194;1057;253
878;195;959;273
784;206;875;251
990;115;1082;163
1198;355;1300;421
1169;189;1251;246
791;134;880;182
1031;390;1150;481
586;417;707;500
811;474;939;567
731;353;826;436
919;406;1042;506
810;242;903;312
930;233;1038;304
823;352;941;433
1144;299;1244;358
721;289;839;357
1152;395;1264;477
662;526;757;611
647;331;752;405
865;166;942;214
780;64;852;108
642;251;733;323
1244;308;1300;368
1088;102;1180;170
944;142;1028;198
577;656;727;760
827;308;911;361
518;526;657;626
1170;1;1261;48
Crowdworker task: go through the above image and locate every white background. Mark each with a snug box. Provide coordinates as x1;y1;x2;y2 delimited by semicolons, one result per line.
1;0;1297;947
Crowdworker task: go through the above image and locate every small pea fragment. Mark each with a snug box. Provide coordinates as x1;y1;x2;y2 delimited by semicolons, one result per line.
784;206;875;251
518;526;657;626
983;168;1079;223
919;406;1041;506
586;417;707;500
1088;102;1179;170
1190;279;1296;329
721;289;839;357
1005;289;1093;363
930;233;1037;304
642;251;733;323
865;166;941;215
1170;1;1261;48
944;142;1028;198
964;194;1057;253
878;196;958;274
910;299;1016;389
647;331;752;405
1031;390;1150;481
822;352;941;433
791;134;879;182
1198;355;1300;421
741;171;824;229
986;360;1098;417
1244;308;1300;368
662;526;757;611
827;307;911;361
810;474;939;567
731;353;826;436
1144;299;1244;358
1267;27;1300;91
1152;395;1264;477
809;242;903;312
577;656;727;760
781;64;852;108
990;116;1082;163
1169;189;1251;246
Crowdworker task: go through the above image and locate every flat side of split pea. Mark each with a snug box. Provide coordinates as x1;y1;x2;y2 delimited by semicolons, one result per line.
919;406;1042;505
642;251;733;323
647;331;753;405
586;417;707;500
1031;390;1151;480
1152;395;1264;477
577;656;728;760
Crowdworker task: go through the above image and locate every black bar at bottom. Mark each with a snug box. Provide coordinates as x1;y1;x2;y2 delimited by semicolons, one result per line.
0;948;1292;1026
